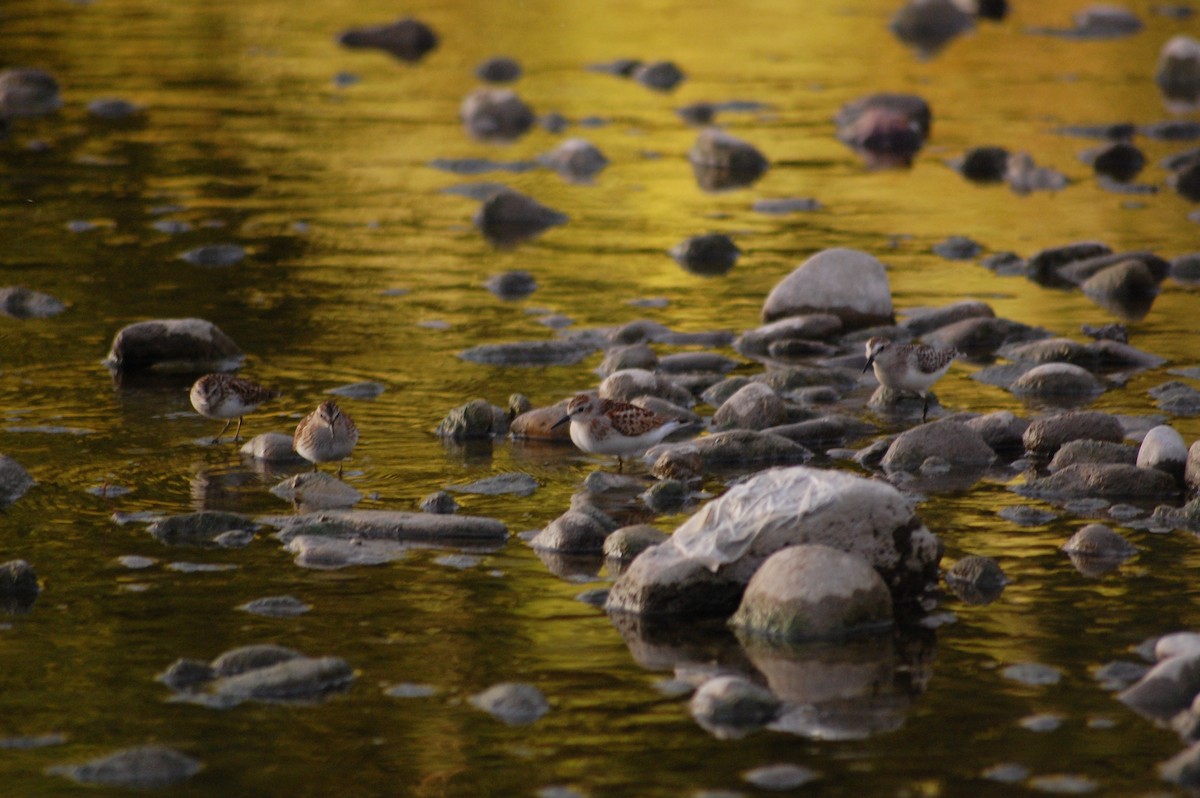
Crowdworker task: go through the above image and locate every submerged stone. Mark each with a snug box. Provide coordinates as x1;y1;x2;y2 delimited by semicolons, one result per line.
337;17;438;63
147;511;256;546
0;287;66;319
48;746;201;788
470;682;549;725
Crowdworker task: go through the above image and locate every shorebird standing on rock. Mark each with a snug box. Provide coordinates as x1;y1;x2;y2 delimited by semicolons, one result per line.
189;373;280;444
552;393;683;469
863;336;958;422
294;400;359;477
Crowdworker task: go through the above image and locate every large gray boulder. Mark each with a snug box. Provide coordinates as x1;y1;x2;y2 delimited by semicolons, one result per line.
1022;411;1125;456
712;382;787;431
1018;463;1178;501
104;318;243;373
605;466;941;617
1010;363;1105;399
761;248;894;330
880;420;996;472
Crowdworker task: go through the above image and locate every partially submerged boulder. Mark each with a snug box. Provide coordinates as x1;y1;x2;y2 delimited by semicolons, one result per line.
104;318;242;374
881;421;996;472
761;248;894;330
337;17;438;63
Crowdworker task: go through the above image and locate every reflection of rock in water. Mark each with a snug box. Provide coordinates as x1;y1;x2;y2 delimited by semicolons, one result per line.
607;610;748;673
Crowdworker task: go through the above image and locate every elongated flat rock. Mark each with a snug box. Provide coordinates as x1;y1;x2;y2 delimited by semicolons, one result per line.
272;510;507;544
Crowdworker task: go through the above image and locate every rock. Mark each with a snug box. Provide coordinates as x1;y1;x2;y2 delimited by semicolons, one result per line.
641;479;687;513
1171;156;1200;202
104;318;242;373
761;248;893;330
600;368;693;407
1155;35;1200;103
539;138;608;181
147;511;255;546
944;555;1007;604
48;746;202;788
598;343;657;376
835;93;931;166
0;287;65;319
207;656;353;703
0;456;33;508
447;472;538;497
1081;259;1160;304
270;473;362;510
284;536;410;569
881;421;996;472
419;490;460;514
1048;439;1137;471
460;339;594;367
890;0;974;54
1188;441;1200;491
1161;740;1200;788
687;129;769;191
712;383;787;431
470;682;549;725
633;61;685;91
472;189;566;245
923;316;1048;356
1022;411;1126;456
0;559;38;598
510;404;573;441
649;430;812;477
1005;151;1068;194
240;432;304;463
272;510;507;545
180;243;245;267
903;300;994;335
656;352;737;376
1118;648;1200;721
605;466;941;617
483;270;537;299
237;595;311;617
1010;363;1105;399
461;87;535;142
956;146;1010;182
1151;381;1200;415
530;503;618;554
0;68;61;117
1025;241;1113;285
742;764;821;790
475;56;522;83
435;399;509;440
603;525;668;561
752;197;821;214
964;411;1029;453
1174;253;1200;284
1018;463;1178;501
1087;141;1146;182
1138;425;1189;481
764;415;872;451
1062;523;1136;559
1072;5;1143;37
669;233;740;276
689;675;781;737
735;315;843;357
337;17;438;63
158;658;216;691
731;545;893;641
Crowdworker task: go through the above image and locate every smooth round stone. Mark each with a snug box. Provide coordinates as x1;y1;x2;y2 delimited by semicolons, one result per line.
1020;713;1065;732
469;682;549;725
237;595;311;617
741;764;820;790
761;248;893;330
1137;424;1188;477
1011;363;1105;397
999;506;1058;526
475;55;522;83
1062;524;1136;559
1001;662;1063;686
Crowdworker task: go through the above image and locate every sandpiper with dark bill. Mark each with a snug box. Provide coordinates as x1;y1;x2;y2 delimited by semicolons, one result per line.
189;373;281;444
293;400;359;477
552;393;683;469
863;336;958;422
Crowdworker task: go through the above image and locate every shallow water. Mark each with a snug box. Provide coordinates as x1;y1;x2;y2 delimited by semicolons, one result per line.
2;0;1200;794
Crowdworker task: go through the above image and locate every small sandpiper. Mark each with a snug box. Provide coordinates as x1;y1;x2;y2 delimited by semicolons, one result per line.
552;393;683;469
293;400;359;477
863;336;958;422
189;373;280;443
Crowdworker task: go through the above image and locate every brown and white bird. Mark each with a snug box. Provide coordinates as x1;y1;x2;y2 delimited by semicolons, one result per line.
863;336;958;422
552;393;683;468
189;373;280;444
293;400;358;477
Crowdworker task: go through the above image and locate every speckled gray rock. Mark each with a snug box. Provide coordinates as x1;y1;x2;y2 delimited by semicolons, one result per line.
761;248;893;330
0;456;33;508
1137;425;1189;481
1081;260;1160;304
270;473;362;510
600;368;693;407
603;525;668;561
944;555;1007;604
104;318;242;373
1010;362;1105;398
964;411;1029;453
148;511;255;546
1048;439;1137;471
690;675;781;737
0;287;66;319
1018;463;1178;501
540;138;608;181
0;68;61;117
48;746;202;788
435;399;510;439
337;17;437;62
606;466;941;617
712;383;787;431
460;88;534;141
470;682;549;725
730;545;893;640
1022;411;1126;456
419;491;460;514
1062;523;1136;559
529;507;615;554
649;430;812;477
1156;35;1200;104
272;509;507;545
240;432;305;462
881;421;996;472
687;129;769;190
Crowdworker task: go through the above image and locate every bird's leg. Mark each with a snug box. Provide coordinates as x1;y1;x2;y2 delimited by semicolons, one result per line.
233;416;244;442
921;394;929;423
311;463;318;474
617;456;624;472
213;419;232;444
337;462;344;479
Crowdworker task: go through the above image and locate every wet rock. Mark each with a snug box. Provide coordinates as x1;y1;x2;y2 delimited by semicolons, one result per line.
852;438;892;469
270;473;362;510
604;524;668;561
1026;241;1114;285
461;339;595;368
48;746;202;788
633;61;685;92
731;545;893;641
1189;441;1200;491
484;270;537;299
0;287;65;319
606;466;941;617
764;415;872;451
690;675;781;737
642;479;688;513
1010;362;1105;399
965;411;1029;453
1118;648;1200;721
586;58;642;77
945;555;1007;604
669;233;740;276
530;503;618;554
881;421;996;472
240;432;304;463
600;368;693;407
180;243;246;267
448;472;538;497
1086;141;1146;182
1022;411;1125;456
1005;151;1068;194
104;318;242;373
470;682;549;725
0;68;61;117
923;316;1047;356
1156;35;1200;104
1161;740;1200;788
419;490;460;514
148;511;255;546
742;764;821;791
598;344;658;379
1049;439;1137;471
158;658;215;691
1081;260;1160;312
0;456;33;508
761;248;893;330
649;430;813;476
510;403;573;441
237;595;311;617
1062;523;1136;559
461;88;535;142
1072;5;1143;37
1018;463;1178;501
472;189;566;245
766;338;840;361
1150;381;1200;414
999;505;1057;526
1174;253;1200;284
327;381;387;401
932;236;981;260
956;146;1009;182
475;55;522;83
712;383;787;431
890;0;974;55
688;129;769;191
1138;425;1188;481
0;559;39;612
701;376;753;408
656;352;737;376
272;509;507;545
903;300;994;335
435;399;509;440
337;17;438;63
835;93;931;166
539;138;608;181
735;315;843;357
980;251;1025;275
284;536;409;569
752;197;821;214
1170;156;1200;202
